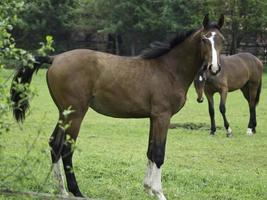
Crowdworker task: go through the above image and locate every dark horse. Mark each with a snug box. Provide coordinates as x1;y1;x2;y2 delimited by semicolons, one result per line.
194;53;263;137
10;15;224;200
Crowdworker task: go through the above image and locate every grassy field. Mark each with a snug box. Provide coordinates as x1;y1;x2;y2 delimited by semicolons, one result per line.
0;69;267;200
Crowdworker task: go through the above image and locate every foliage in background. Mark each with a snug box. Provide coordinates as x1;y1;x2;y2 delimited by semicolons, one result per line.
10;0;267;56
209;0;267;54
13;0;77;51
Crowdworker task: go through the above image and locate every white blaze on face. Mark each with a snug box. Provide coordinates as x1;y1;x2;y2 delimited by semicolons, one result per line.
199;75;203;81
207;32;219;73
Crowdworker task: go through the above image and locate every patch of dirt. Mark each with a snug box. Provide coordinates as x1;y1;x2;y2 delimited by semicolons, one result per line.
169;122;222;130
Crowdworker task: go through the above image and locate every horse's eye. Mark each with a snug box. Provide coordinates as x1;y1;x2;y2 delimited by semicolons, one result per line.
201;38;207;43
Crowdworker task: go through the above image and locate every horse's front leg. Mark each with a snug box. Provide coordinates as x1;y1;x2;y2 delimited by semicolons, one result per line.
144;118;155;196
144;112;171;200
219;90;232;137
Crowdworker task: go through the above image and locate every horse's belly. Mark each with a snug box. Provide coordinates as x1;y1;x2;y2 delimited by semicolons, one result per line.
228;79;248;91
89;95;150;118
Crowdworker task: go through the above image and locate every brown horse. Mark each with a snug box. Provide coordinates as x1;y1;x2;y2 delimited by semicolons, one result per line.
194;53;263;137
10;14;224;200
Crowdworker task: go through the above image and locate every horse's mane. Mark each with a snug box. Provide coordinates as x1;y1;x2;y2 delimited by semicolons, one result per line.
140;29;197;59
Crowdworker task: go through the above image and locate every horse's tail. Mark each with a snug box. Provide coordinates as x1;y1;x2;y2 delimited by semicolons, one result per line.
255;79;262;105
10;56;53;122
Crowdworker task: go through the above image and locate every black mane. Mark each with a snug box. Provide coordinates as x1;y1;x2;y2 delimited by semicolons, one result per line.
140;29;197;59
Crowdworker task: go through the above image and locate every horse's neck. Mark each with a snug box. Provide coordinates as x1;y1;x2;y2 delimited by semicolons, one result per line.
162;31;202;90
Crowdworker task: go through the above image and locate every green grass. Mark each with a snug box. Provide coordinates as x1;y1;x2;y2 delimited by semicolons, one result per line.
1;70;267;200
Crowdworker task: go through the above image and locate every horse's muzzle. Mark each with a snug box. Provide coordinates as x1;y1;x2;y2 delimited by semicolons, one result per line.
209;64;221;76
197;97;204;103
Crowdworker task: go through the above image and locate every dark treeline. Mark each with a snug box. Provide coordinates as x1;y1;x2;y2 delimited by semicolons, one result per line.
12;0;267;60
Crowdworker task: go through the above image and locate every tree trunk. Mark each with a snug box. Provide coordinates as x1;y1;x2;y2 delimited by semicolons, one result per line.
115;33;120;55
230;0;238;55
230;23;238;55
130;41;136;56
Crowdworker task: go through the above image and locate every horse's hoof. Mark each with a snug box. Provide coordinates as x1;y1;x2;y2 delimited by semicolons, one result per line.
226;127;233;137
153;191;167;200
144;185;154;197
210;132;215;136
247;128;254;136
71;190;84;198
61;191;69;197
197;97;204;103
54;190;69;197
144;188;154;197
226;133;233;138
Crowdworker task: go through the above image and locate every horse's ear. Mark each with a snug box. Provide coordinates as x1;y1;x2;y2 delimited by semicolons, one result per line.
203;14;209;28
218;14;224;29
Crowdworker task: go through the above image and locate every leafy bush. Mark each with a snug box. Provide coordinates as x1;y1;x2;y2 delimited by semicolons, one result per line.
0;0;54;135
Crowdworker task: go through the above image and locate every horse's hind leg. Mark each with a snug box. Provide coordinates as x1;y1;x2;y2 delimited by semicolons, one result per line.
49;111;86;197
49;123;68;195
219;89;232;137
47;64;91;196
241;83;258;135
60;109;88;197
248;83;259;135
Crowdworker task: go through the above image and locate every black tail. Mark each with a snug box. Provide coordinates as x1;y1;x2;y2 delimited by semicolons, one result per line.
10;56;53;122
255;79;262;105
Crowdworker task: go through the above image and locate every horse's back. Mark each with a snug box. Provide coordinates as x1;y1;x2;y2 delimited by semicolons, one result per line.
222;53;262;75
224;53;263;70
215;53;262;92
233;53;263;82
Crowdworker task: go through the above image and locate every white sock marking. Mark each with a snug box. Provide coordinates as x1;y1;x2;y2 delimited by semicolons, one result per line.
207;32;219;73
226;127;233;137
53;160;68;196
151;163;166;200
247;128;253;136
144;159;154;195
143;160;167;200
